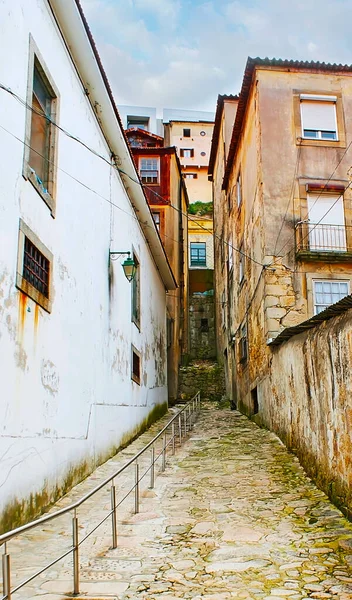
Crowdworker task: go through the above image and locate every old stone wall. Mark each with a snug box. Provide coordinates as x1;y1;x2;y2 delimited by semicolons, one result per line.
189;295;216;359
179;361;225;402
258;308;352;519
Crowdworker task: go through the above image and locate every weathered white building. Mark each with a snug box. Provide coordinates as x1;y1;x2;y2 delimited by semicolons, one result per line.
0;0;176;532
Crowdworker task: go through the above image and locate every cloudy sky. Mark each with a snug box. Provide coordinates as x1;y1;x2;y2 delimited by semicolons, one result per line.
80;0;352;113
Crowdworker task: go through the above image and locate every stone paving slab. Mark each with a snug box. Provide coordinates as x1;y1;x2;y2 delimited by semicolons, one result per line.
3;404;352;599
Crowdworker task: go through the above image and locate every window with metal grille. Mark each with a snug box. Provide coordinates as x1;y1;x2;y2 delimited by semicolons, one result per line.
140;158;159;184
23;236;50;297
132;347;141;384
183;128;191;137
190;242;206;267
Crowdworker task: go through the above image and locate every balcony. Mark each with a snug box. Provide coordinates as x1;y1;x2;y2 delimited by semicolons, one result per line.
295;223;352;262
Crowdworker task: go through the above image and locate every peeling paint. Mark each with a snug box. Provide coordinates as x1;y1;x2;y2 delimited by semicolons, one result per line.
41;359;59;396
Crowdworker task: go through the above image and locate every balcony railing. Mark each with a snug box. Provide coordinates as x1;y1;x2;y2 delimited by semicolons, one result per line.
296;223;352;258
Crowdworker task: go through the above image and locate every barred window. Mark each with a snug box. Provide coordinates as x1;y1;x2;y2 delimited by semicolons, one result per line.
16;219;53;312
23;237;50;297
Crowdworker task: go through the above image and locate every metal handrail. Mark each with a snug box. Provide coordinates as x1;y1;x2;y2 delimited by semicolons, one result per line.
0;393;201;600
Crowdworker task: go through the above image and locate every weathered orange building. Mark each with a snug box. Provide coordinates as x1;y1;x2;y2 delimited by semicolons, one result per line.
126;128;189;401
209;58;352;413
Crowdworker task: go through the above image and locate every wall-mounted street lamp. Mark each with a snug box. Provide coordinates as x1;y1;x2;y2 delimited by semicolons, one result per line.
109;251;136;282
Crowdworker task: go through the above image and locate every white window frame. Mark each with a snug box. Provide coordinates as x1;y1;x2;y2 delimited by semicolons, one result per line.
181;148;194;158
236;172;242;207
139;157;160;184
300;94;338;141
313;279;349;315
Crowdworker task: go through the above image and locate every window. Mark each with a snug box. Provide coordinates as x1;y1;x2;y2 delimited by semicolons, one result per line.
221;290;226;328
127;116;149;130
307;193;346;251
200;318;209;332
313;280;349;314
139;158;159;184
180;148;194;158
152;211;160;231
200;151;206;156
24;37;59;215
228;234;233;272
300;95;337;140
239;244;245;283
183;128;191;137
183;173;198;179
167;318;174;348
239;322;248;363
16;219;53;312
190;242;206;267
131;346;141;385
200;131;206;136
251;387;259;414
236;173;242;207
132;252;140;328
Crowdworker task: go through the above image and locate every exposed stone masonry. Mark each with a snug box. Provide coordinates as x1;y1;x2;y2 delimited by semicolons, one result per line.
264;258;306;339
179;360;225;402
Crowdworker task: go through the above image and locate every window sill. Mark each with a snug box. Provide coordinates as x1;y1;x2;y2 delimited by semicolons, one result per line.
132;315;141;331
131;374;141;385
296;137;346;149
16;273;52;313
24;165;56;216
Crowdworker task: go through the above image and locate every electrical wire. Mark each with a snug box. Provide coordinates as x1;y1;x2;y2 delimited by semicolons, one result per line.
0;82;267;270
273;141;302;256
0;124;182;249
272;139;352;262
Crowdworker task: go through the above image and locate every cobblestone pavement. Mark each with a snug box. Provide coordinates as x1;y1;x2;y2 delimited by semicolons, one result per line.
4;404;352;599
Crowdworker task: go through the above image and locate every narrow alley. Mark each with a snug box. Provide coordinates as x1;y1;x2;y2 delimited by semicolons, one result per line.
5;404;352;600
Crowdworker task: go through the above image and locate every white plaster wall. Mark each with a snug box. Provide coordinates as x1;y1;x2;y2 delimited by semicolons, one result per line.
0;0;167;526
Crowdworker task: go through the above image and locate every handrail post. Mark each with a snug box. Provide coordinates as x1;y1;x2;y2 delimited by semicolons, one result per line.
150;446;155;489
111;480;117;549
2;544;11;600
178;414;182;445
172;422;176;455
183;410;187;437
135;463;140;514
162;433;167;471
72;510;79;595
189;405;192;429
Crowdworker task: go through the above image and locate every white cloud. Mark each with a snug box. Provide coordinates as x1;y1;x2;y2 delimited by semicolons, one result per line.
134;0;181;21
80;0;352;112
